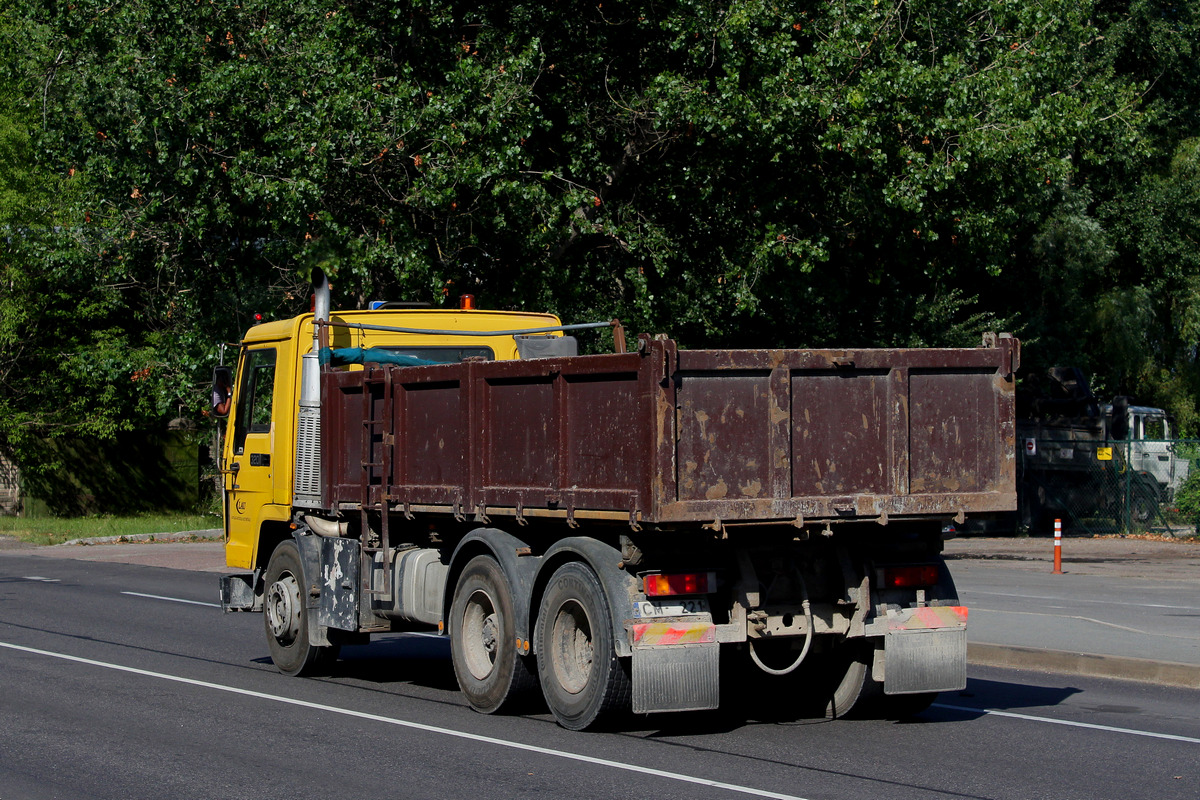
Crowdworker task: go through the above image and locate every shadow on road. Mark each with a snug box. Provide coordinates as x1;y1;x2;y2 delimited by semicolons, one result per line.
932;676;1083;719
329;633;460;691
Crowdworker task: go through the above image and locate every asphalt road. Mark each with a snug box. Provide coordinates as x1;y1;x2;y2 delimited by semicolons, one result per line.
955;561;1200;663
1;552;1197;800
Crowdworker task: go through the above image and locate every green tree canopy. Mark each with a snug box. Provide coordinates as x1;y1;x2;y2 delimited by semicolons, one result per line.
2;0;1198;468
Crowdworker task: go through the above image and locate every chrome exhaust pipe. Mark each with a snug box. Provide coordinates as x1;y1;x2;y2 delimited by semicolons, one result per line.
312;267;330;351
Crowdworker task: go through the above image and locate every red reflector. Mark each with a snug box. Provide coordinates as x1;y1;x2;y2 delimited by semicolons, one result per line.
882;565;940;588
459;294;476;310
643;572;716;596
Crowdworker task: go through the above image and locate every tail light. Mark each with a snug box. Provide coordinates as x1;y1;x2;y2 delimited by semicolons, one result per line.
879;565;940;589
643;572;717;596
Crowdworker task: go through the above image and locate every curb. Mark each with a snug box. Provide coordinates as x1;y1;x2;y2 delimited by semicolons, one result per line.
55;529;224;547
968;643;1200;690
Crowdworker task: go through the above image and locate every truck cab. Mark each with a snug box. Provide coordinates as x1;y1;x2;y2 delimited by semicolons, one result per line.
1106;403;1191;500
216;299;570;573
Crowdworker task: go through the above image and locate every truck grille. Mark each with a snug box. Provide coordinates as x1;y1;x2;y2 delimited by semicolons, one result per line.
293;406;322;507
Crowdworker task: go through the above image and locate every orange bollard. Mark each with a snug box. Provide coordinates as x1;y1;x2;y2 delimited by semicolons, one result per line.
1053;518;1063;574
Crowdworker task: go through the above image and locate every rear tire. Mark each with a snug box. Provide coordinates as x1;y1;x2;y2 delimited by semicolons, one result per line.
449;556;538;714
263;539;340;676
536;562;630;730
793;640;873;719
802;642;940;719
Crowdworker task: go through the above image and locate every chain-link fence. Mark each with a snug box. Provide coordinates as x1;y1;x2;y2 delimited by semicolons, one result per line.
1017;437;1198;535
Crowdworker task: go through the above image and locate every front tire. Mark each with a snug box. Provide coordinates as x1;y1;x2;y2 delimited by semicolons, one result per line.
1129;485;1158;526
449;556;538;714
536;562;630;731
263;539;340;676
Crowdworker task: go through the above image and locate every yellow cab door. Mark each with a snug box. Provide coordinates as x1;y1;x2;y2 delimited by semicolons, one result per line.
225;343;287;568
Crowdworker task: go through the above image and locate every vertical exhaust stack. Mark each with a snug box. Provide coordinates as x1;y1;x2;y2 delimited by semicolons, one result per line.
294;270;330;509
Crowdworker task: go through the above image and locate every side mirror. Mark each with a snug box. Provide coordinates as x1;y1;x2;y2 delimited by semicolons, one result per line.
211;366;234;418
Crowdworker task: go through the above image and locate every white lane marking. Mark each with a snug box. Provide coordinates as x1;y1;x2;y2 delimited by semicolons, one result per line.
932;703;1200;744
22;577;60;583
121;591;221;609
0;640;808;800
963;589;1198;612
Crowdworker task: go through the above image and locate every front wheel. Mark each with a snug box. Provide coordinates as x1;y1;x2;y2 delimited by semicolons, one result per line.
263;539;340;676
536;562;630;730
1129;486;1158;526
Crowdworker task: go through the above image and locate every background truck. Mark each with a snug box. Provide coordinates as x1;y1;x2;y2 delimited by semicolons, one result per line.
1016;367;1191;531
215;275;1019;729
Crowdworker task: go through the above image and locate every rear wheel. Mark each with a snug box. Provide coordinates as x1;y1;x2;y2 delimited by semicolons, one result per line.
263;539;340;676
449;556;538;714
798;641;940;719
536;562;630;730
789;639;873;719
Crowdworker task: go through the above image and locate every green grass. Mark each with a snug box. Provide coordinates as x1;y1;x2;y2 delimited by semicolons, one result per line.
0;512;222;547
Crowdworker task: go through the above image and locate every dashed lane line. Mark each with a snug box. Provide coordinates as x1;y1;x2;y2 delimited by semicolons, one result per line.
121;591;221;608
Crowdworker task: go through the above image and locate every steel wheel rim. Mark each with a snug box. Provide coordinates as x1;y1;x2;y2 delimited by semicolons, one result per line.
265;571;301;645
462;588;499;681
549;599;593;695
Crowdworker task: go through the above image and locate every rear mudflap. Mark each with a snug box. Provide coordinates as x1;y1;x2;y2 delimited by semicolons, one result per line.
630;620;720;714
880;606;968;694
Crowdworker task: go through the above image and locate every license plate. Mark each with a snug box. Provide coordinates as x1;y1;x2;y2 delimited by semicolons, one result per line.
632;598;710;618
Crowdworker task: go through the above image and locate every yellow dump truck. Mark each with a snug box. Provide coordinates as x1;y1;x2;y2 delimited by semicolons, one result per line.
215;273;1019;730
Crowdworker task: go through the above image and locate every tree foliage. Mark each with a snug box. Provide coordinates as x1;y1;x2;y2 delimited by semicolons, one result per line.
2;0;1199;473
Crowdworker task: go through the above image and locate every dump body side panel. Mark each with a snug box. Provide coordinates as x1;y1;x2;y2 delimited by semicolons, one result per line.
323;353;652;521
321;337;1017;526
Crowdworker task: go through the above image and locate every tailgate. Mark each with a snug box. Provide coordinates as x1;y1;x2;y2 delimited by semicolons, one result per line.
652;335;1019;524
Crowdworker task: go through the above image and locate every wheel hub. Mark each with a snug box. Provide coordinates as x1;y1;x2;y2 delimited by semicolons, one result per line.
265;573;301;644
551;600;593;695
462;589;499;681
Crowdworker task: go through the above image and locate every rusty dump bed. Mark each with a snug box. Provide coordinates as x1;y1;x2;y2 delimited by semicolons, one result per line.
321;334;1019;528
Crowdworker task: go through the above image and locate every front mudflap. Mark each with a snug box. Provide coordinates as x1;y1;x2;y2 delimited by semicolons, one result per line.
293;533;335;647
318;535;361;633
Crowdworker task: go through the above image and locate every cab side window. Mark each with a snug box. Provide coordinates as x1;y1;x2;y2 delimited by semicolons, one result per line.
234;348;277;454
